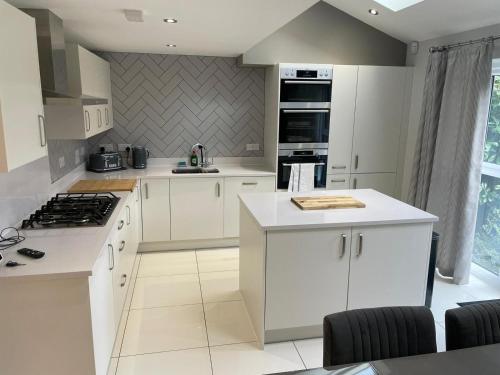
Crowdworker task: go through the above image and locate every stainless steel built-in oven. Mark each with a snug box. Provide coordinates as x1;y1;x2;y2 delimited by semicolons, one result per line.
279;108;330;149
277;149;327;189
280;66;333;106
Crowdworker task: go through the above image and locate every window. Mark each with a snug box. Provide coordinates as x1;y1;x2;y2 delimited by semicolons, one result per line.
472;73;500;275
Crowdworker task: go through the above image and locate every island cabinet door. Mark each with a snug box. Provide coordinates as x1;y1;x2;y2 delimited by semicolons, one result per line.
265;228;351;333
347;223;433;310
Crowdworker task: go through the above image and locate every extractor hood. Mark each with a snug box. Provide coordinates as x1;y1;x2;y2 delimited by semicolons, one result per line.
22;9;69;98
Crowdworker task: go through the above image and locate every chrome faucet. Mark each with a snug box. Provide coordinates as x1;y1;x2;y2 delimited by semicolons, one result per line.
191;143;211;167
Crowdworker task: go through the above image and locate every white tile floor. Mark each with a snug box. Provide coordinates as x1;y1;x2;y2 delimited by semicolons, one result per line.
109;248;500;375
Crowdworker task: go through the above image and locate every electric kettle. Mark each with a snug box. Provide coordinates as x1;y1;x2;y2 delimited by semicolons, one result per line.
131;146;150;169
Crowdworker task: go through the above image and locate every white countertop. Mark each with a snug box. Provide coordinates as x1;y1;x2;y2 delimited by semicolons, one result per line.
0;191;130;281
239;189;438;231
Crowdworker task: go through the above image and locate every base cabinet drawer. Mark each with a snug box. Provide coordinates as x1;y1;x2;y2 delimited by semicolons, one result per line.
326;175;350;190
224;176;275;237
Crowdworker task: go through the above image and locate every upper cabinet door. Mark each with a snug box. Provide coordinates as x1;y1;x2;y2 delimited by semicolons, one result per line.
327;65;358;175
170;178;224;241
0;1;47;172
351;66;412;174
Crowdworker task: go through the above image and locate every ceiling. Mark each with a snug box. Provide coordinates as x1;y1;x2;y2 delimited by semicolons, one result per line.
323;0;500;42
7;0;500;56
7;0;318;56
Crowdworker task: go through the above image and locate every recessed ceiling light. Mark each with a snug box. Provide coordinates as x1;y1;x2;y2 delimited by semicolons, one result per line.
374;0;424;12
166;44;176;47
368;8;379;15
164;18;178;23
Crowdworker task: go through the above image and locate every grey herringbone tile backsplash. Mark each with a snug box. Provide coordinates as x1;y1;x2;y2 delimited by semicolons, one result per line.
89;53;265;158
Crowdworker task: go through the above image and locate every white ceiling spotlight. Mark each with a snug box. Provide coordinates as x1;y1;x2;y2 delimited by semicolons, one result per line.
123;9;144;22
368;8;379;15
164;18;178;23
166;44;176;47
373;0;425;12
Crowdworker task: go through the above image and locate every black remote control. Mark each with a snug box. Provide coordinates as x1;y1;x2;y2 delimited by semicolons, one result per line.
17;248;45;259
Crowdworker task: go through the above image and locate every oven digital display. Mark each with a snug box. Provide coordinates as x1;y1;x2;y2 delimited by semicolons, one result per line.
296;70;317;78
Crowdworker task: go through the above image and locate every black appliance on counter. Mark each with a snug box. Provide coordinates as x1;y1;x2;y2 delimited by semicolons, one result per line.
131;146;150;169
88;151;123;172
21;193;120;229
277;149;327;189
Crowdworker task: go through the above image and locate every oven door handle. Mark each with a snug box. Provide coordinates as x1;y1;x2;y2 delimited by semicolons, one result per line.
283;80;331;85
282;109;329;113
282;162;325;167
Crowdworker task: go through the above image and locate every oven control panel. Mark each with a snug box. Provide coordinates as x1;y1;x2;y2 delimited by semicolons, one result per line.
280;67;333;80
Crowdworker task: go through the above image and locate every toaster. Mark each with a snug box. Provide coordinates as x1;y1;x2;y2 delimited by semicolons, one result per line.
88;152;123;172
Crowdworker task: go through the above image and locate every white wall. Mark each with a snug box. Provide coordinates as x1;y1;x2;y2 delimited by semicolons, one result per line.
401;23;500;201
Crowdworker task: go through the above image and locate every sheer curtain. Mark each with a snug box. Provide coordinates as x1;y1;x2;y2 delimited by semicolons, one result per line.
409;41;493;284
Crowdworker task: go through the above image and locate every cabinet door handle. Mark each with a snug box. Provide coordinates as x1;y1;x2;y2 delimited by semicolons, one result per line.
216;182;221;197
108;244;114;270
126;205;131;225
331;178;346;183
339;234;347;258
84;110;91;132
144;183;149;199
356;234;363;257
242;182;258;186
119;240;126;252
120;274;127;287
352;178;357;189
97;109;102;128
354;155;359;170
331;165;346;170
135;186;140;202
37;115;47;147
118;220;124;230
105;108;109;125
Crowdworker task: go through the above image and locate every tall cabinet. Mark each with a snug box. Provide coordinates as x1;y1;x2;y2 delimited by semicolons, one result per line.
327;65;413;197
0;1;47;172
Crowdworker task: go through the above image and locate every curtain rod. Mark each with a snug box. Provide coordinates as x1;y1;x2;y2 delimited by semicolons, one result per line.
429;35;500;53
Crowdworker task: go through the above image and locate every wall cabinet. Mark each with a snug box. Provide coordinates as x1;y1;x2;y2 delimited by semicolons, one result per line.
141;179;171;242
347;224;432;310
170;178;224;240
0;1;47;172
265;228;351;331
224;176;275;237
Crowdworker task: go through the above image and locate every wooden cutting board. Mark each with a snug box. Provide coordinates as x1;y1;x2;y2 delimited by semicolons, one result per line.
291;195;366;210
68;179;137;193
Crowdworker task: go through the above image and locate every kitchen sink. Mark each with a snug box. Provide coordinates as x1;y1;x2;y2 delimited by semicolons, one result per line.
172;167;220;174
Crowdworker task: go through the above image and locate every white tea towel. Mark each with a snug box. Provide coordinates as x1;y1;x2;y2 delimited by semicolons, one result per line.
287;163;315;192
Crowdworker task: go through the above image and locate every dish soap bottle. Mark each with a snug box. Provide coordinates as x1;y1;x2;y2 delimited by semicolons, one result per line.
190;150;198;167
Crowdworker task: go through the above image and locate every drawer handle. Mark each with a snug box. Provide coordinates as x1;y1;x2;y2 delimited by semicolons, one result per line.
331;179;346;183
118;220;124;230
331;165;346;169
357;233;363;257
108;244;114;270
120;274;127;287
339;234;347;258
119;240;126;252
38;115;47;147
242;182;258;186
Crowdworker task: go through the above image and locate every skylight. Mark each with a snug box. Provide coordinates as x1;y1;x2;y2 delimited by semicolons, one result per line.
373;0;424;11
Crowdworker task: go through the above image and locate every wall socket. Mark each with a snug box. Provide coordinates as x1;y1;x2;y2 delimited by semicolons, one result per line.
58;156;65;169
99;144;114;152
118;144;132;152
246;143;260;151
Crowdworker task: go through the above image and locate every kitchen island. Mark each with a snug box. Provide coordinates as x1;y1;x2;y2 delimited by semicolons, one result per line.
238;189;438;347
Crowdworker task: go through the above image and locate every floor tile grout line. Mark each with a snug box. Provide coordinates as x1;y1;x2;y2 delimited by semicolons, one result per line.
119;345;211;358
195;250;215;375
292;341;308;370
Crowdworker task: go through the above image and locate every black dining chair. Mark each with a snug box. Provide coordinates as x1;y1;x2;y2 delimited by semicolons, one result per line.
323;306;437;367
445;301;500;351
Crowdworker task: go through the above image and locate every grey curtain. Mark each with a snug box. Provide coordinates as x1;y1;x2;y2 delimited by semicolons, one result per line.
409;41;493;284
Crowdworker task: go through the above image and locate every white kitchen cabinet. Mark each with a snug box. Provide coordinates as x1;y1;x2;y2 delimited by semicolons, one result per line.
44;101;102;140
224;176;275;237
141;179;171;242
0;1;47;172
265;228;351;334
350;173;396;197
327;65;358;175
89;243;116;375
347;224;432;310
351;66;411;174
326;174;350;190
170;178;224;240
